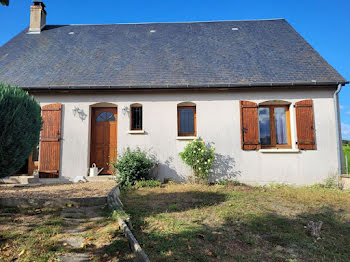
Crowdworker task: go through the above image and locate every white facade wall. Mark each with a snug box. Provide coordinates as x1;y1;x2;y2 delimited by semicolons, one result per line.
32;87;339;186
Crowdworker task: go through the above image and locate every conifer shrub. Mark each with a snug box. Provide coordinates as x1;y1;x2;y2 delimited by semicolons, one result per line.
0;84;42;177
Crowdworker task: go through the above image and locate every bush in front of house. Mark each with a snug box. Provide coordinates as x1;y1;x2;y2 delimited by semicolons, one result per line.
0;83;42;178
179;138;215;182
112;147;156;188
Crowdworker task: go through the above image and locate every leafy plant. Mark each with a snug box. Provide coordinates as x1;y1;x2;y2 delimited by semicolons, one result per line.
0;84;42;177
112;147;156;188
310;173;342;190
134;179;162;189
179;138;215;181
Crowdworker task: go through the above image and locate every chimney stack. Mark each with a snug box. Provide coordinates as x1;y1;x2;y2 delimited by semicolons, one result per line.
29;1;46;33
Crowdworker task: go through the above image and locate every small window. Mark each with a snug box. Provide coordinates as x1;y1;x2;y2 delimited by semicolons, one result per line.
258;105;291;148
131;105;142;130
96;112;116;122
178;106;196;136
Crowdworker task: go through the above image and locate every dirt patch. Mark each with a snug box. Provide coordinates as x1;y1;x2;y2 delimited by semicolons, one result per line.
0;181;116;199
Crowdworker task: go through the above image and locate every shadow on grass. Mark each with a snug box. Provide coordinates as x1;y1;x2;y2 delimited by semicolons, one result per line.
120;189;350;262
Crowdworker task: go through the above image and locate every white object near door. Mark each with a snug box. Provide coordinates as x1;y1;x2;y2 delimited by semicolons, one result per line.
89;163;103;177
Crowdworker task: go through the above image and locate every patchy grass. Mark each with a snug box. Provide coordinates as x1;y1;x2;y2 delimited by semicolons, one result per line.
120;183;350;262
0;206;134;261
0;207;64;261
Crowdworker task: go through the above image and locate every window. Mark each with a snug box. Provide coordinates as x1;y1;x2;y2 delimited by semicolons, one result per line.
178;106;196;136
96;112;116;122
130;104;142;130
258;105;291;148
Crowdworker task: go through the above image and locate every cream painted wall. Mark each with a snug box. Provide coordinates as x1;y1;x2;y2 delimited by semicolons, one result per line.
32;87;339;185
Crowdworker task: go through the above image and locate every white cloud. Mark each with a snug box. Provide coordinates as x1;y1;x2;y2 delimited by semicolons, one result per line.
340;104;345;110
346;111;350;115
342;123;350;139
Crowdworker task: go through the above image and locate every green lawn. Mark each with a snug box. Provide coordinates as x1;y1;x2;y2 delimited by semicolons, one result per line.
120;183;350;262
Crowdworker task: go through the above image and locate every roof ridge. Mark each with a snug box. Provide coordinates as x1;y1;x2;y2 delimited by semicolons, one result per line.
61;18;286;27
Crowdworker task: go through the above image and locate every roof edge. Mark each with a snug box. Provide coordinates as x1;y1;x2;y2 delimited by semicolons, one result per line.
21;81;349;91
66;18;286;27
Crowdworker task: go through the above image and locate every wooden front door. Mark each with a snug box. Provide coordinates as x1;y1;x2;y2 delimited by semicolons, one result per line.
90;107;118;174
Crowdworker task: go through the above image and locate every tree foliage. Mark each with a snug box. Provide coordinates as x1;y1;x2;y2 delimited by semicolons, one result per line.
0;84;42;177
0;0;9;6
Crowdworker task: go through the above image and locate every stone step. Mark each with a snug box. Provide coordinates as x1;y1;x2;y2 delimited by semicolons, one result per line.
58;253;91;262
0;176;39;185
63;217;105;224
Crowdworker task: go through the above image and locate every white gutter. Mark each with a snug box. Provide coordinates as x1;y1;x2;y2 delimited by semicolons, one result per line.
334;84;343;175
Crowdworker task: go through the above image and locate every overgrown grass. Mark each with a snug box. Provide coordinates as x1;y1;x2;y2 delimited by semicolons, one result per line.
120;183;350;262
0;207;64;261
134;179;162;189
0;206;134;261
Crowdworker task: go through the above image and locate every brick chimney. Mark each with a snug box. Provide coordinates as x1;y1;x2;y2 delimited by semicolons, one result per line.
29;1;46;33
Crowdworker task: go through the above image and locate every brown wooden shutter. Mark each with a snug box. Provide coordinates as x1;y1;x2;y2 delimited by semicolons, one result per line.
295;99;316;150
240;101;260;150
39;103;62;178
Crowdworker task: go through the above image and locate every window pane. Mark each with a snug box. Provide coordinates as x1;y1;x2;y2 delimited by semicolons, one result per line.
274;107;287;144
179;108;194;134
131;107;142;129
96;112;106;122
108;115;116;122
259;108;271;145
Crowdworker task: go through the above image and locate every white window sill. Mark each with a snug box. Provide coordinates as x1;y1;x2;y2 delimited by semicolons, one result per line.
127;130;145;134
259;149;300;153
176;136;198;140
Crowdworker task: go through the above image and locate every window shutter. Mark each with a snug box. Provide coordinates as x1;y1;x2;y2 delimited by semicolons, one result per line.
240;101;260;150
39;103;62;178
295;100;316;150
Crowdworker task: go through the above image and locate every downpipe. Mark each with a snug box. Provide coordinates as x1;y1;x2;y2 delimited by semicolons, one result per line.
334;84;343;175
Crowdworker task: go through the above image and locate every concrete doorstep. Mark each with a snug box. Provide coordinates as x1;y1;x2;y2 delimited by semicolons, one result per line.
107;186;150;262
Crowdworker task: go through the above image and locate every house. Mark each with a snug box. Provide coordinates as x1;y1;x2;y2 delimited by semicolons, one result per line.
0;1;348;185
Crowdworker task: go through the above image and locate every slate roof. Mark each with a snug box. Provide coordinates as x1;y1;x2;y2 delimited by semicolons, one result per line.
0;19;346;90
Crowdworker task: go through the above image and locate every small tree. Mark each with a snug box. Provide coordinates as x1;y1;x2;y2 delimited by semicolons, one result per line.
112;147;156;188
179;138;215;182
0;0;9;6
0;84;42;177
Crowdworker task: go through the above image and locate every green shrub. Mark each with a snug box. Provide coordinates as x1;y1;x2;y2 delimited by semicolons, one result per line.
0;84;42;178
134;179;162;189
112;147;156;188
343;145;350;174
179;138;215;181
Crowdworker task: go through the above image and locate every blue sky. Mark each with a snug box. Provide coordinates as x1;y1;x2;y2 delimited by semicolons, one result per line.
1;0;349;138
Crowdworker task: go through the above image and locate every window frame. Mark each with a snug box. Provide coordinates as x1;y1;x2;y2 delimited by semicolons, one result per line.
177;106;197;137
259;104;291;149
130;104;143;131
